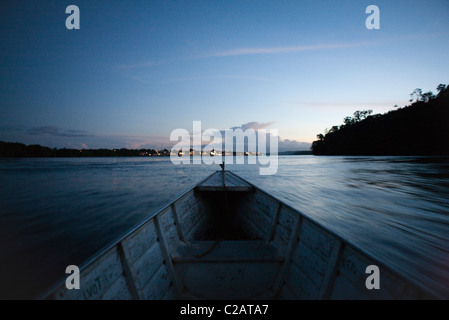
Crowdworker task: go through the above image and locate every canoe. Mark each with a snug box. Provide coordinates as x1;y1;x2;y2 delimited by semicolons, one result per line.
39;170;437;300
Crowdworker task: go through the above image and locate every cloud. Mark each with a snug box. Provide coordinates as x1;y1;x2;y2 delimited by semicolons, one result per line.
1;123;310;152
278;138;311;152
219;121;310;152
234;121;311;151
120;42;372;84
203;42;369;58
26;126;92;138
116;135;175;150
232;121;276;131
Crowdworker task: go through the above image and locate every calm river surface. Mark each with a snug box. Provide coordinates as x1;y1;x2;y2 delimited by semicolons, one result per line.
0;156;448;299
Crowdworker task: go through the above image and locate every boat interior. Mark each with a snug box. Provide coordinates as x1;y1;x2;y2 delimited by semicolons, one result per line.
45;170;434;300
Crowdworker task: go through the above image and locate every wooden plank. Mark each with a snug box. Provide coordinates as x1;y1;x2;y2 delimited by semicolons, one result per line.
272;224;290;248
175;261;281;300
132;241;165;289
158;207;174;231
161;287;177;300
99;275;132;300
53;248;123;300
172;241;284;263
277;206;299;235
158;207;180;254
249;207;274;228
173;256;283;263
197;171;253;189
195;185;254;192
226;172;257;189
273;206;300;253
188;222;209;240
299;220;336;260
197;171;223;187
269;202;282;241
330;275;372;300
175;192;206;241
226;172;246;187
236;212;266;239
117;242;144;299
248;191;278;222
273;215;302;297
183;213;207;241
142;264;173;299
290;228;341;291
333;245;422;299
332;265;432;300
175;191;201;221
165;223;182;253
171;203;185;242
400;282;435;299
279;283;299;300
181;214;202;239
284;262;319;300
154;215;181;298
337;246;369;282
122;219;157;263
237;199;272;237
318;241;344;299
291;242;328;288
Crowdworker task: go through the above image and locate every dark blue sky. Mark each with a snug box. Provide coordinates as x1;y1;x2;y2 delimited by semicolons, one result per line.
1;1;448;150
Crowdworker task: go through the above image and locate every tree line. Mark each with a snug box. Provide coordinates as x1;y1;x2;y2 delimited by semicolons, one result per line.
0;141;170;157
311;83;449;155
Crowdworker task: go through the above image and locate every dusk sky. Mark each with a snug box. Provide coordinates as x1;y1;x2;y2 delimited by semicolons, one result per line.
1;1;448;151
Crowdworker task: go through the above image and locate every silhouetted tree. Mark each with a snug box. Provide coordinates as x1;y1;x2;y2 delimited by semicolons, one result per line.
343;116;355;126
328;126;339;134
410;88;423;103
0;141;168;158
421;91;435;103
356;109;373;120
437;84;449;98
311;83;449;156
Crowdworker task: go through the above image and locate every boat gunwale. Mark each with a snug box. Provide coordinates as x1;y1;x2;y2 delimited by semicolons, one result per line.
37;170;441;300
36;170;216;299
225;171;441;299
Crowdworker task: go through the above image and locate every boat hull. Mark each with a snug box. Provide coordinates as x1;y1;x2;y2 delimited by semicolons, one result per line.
40;171;438;300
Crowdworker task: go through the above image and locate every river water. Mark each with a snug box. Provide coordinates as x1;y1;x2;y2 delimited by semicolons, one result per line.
0;156;448;299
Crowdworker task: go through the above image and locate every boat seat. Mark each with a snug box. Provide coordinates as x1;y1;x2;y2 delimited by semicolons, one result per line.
194;170;255;192
172;240;284;263
194;185;254;192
